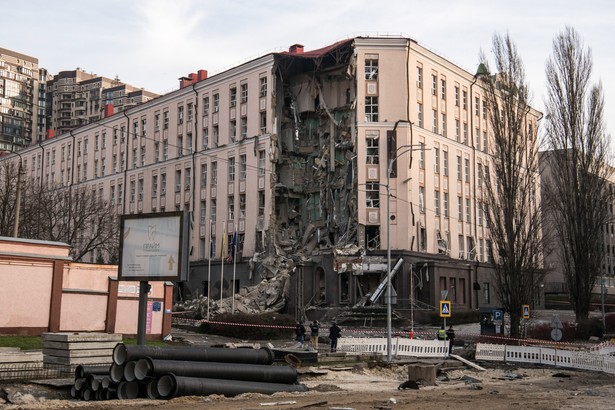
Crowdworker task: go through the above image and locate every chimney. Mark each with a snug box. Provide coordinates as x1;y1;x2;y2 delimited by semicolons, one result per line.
189;73;197;83
104;104;114;118
179;76;191;89
289;44;304;54
47;129;55;139
197;69;208;81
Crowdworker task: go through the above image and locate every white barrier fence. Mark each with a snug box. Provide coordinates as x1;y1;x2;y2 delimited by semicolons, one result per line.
476;343;615;374
337;337;449;358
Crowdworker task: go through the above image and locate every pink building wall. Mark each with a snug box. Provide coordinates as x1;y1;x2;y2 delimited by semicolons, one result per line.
0;237;173;337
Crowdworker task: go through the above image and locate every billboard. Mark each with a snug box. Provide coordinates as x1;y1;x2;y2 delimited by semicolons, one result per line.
118;211;189;281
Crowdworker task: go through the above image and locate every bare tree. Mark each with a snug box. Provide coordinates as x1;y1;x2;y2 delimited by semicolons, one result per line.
479;33;546;338
542;27;612;322
0;162;20;236
13;178;120;262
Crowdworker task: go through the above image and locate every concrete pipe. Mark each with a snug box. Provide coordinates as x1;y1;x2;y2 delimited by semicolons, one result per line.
74;377;86;390
102;388;116;400
101;376;111;390
124;360;137;382
75;364;110;379
70;385;80;399
88;374;108;391
113;343;274;366
135;358;298;384
110;363;124;383
82;388;93;401
157;373;308;399
146;379;160;399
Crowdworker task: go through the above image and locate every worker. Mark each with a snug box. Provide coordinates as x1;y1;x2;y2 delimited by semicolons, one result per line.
446;325;456;353
310;320;320;351
437;325;446;341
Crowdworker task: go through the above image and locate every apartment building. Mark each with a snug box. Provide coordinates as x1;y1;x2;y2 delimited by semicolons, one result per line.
47;69;158;136
0;37;542;314
0;47;40;152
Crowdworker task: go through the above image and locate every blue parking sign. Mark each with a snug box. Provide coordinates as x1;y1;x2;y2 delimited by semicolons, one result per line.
494;310;502;321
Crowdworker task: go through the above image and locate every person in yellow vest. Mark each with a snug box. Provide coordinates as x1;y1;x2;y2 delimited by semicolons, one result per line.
437;325;446;340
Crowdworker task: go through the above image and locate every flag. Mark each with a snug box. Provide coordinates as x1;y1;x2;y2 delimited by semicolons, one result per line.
231;230;237;261
209;237;214;258
220;226;227;259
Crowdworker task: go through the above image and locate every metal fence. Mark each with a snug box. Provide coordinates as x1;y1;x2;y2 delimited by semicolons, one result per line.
337;337;449;358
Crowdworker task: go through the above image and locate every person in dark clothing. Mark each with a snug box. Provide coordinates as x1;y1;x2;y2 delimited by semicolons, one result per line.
310;320;320;351
295;322;306;347
329;322;342;352
446;325;455;353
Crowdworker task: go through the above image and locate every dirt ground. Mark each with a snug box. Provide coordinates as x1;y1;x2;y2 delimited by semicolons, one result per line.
2;363;615;410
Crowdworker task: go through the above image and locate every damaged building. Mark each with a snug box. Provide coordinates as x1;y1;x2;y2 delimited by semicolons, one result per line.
0;36;543;321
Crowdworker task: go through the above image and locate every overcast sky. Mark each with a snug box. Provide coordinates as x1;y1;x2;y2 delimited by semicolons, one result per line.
4;0;614;136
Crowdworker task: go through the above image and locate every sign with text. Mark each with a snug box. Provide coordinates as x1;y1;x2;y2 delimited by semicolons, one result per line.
119;211;189;281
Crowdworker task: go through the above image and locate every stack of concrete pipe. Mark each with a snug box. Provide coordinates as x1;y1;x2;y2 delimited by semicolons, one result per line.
70;364;115;401
72;343;307;401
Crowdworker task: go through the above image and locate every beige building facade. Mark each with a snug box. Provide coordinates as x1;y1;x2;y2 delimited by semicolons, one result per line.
1;37;541;315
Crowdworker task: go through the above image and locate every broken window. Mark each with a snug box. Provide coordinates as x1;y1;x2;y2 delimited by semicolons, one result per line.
228;195;235;220
185;167;191;191
200;163;207;189
241;117;247;139
365;58;378;80
467;236;476;260
458;235;465;259
160;174;166;195
365;182;380;208
419;186;425;213
178;105;184;125
239;194;246;218
230;120;236;143
258;150;266;175
211;161;217;185
213;93;219;112
240;83;248;103
340;272;350;304
259;77;267;97
213;126;219;147
203;96;209;116
228;157;235;182
365;226;380;249
203;127;209;149
260;112;266;134
258;191;265;216
230;87;237;107
175;170;181;193
420;226;427;251
211;198;217;223
366;137;379;164
365;96;378;122
239;154;246;180
306;194;322;220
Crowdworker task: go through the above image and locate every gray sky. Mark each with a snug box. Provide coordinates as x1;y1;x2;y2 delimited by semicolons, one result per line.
5;0;614;136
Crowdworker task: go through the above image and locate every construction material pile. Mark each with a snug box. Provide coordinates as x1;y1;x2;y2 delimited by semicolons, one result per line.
70;343;307;401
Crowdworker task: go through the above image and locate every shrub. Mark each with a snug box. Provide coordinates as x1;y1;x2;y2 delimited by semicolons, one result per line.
199;312;295;340
605;312;615;334
575;317;604;339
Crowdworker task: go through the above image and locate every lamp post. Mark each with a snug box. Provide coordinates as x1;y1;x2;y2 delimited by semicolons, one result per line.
384;120;424;363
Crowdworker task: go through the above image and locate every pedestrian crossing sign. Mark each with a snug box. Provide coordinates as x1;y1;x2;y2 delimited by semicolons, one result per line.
522;304;530;319
440;300;451;317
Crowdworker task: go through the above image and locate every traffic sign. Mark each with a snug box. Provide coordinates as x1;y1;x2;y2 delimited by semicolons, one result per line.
551;315;563;329
522;304;530;319
494;310;503;321
441;290;449;300
440;300;451;317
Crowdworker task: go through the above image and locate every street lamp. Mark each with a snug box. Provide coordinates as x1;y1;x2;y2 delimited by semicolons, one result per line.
384;120;424;363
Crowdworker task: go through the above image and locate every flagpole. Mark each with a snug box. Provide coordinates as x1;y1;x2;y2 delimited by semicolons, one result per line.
232;223;237;314
207;218;212;321
220;222;226;306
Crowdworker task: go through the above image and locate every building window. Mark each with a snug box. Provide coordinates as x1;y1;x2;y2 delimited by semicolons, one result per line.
365;96;378;122
419;186;425;213
177;136;183;158
419;142;425;169
417;103;423;128
443;192;449;217
258;150;266;175
200;203;207;225
155;114;160;132
454;86;459;107
161;173;166;195
229;120;236;143
211;198;217;223
203;127;209;149
464;158;470;182
258;191;265;216
213;126;219;147
163;140;168;161
130;180;135;203
457;155;462;181
483;99;487;118
138;178;144;201
260;112;267;134
458;196;463;221
478;202;483;226
462;90;467;110
365;58;378;80
239;154;247;180
366;137;379;164
483;131;488;153
478;163;483;187
366;182;380;208
211;161;217;185
213;93;219;112
483;282;490;304
432;110;438;133
259;77;267;97
240;117;247;139
455;120;460;142
203;96;210;116
459;235;465;259
228;157;236;182
434;190;440;216
443;150;448;176
465;197;471;222
185;167;191;190
434;147;440;174
178;105;184;124
163;111;169;130
441;113;447;137
440;78;446;100
228;195;235;220
239;194;246;218
475;96;480;117
201;163;207;189
240;83;248;103
431;74;437;96
463;123;468;144
175;170;182;192
416;66;423;88
229;87;237;107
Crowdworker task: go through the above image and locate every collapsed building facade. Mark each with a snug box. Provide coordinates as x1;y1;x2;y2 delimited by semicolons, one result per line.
0;37;542;320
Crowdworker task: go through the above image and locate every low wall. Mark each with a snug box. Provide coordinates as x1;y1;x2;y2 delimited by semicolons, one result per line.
0;237;173;338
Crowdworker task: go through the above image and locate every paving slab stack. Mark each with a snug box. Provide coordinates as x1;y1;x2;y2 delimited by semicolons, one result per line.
0;347;45;380
42;332;122;374
70;343;307;401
